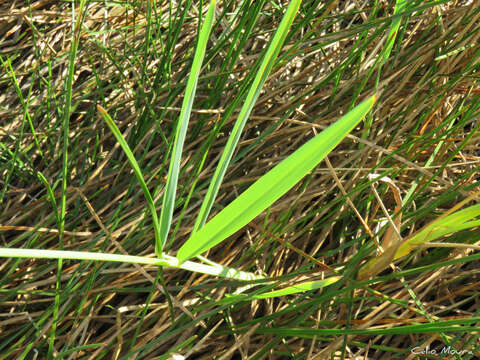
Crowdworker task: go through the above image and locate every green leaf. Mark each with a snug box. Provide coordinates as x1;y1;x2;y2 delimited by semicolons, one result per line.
178;94;377;262
192;0;302;234
251;277;340;299
394;203;480;258
158;0;217;254
97;105;162;252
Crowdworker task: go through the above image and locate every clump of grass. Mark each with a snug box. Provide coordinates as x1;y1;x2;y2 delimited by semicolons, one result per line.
2;0;373;293
1;1;480;358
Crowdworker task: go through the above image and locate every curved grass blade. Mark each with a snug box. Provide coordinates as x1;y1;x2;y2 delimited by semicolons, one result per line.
178;94;377;262
97;105;162;253
159;0;216;253
2;56;45;164
37;171;60;226
192;0;302;234
394;203;480;259
358;197;480;280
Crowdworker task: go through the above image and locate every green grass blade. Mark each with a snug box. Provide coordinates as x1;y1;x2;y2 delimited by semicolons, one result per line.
0;56;34;204
96;105;162;254
256;317;480;336
192;0;303;233
2;57;45;163
60;0;87;243
0;248;262;282
51;1;87;356
251;277;340;299
220;277;341;305
158;0;217;253
360;0;406;144
381;0;407;65
37;171;60;226
360;202;480;280
395;203;480;258
178;94;377;262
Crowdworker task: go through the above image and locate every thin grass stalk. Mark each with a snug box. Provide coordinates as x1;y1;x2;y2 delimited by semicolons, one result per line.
51;0;87;357
0;248;262;282
97;105;162;253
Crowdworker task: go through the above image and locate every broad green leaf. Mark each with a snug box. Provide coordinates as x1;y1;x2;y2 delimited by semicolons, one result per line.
97;105;162;250
158;0;216;254
192;0;302;234
178;94;377;262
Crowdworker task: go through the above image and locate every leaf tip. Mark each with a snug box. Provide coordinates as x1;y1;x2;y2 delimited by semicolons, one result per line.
96;104;107;116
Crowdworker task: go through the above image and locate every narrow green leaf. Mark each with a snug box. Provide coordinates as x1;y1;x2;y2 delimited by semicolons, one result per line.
256;317;480;336
178;94;377;262
97;105;162;253
37;172;60;226
394;203;480;258
159;0;216;253
381;0;406;65
2;57;44;163
359;202;480;280
192;0;303;233
218;277;341;305
252;277;340;299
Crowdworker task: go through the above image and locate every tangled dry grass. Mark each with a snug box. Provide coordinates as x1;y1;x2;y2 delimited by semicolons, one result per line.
1;0;480;358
